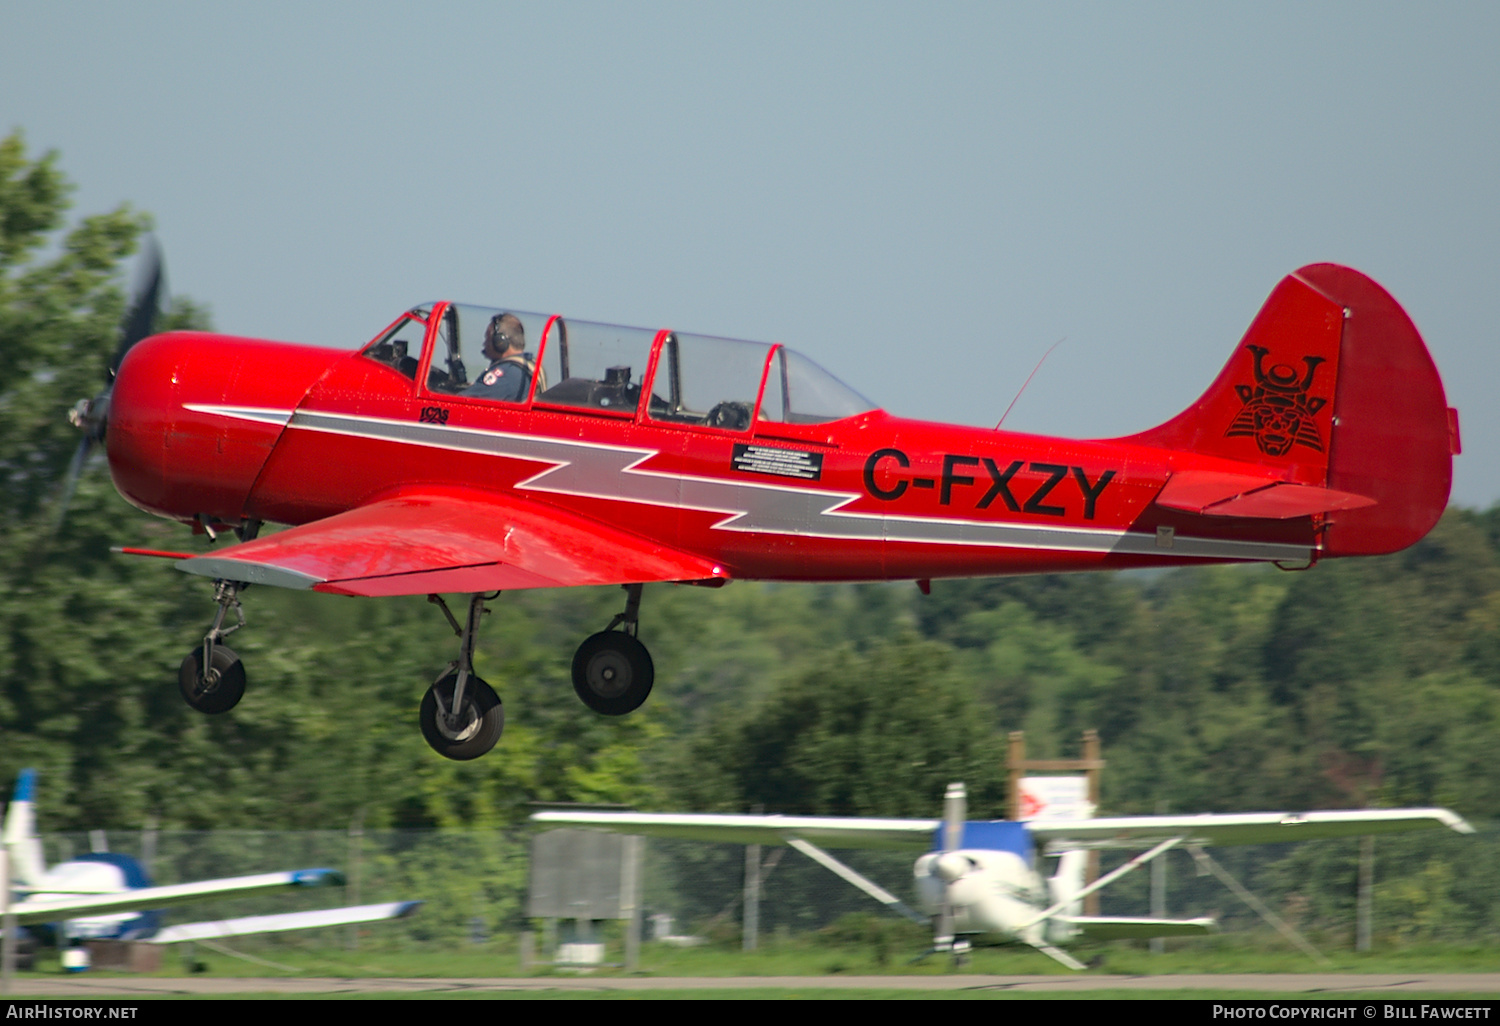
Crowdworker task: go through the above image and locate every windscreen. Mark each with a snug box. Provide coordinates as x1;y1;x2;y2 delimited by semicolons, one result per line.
761;346;877;424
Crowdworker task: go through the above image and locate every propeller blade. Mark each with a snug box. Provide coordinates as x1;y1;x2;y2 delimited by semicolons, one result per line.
53;236;163;537
49;436;94;537
932;782;968;959
109;236;165;380
942;781;966;852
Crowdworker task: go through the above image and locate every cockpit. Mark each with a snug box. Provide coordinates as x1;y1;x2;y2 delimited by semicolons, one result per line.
359;303;877;428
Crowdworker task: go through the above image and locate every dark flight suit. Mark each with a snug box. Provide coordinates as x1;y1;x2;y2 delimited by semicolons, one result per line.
463;355;534;402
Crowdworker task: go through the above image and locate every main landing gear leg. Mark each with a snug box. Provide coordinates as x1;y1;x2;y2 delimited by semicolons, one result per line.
571;584;655;716
178;518;260;715
420;593;504;761
179;579;247;714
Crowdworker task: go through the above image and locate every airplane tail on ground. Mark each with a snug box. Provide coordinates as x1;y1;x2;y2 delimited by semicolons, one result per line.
3;768;48;890
1123;264;1458;557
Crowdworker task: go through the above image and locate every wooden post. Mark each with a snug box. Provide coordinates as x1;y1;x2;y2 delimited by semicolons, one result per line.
624;835;642;971
1150;798;1167;953
347;811;363;950
1082;730;1102;916
1007;732;1026;820
1356;834;1374;952
1;844;13;995
1006;730;1107;914
744;803;764;951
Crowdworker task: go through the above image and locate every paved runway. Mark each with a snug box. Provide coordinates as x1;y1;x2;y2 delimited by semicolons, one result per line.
5;974;1500;996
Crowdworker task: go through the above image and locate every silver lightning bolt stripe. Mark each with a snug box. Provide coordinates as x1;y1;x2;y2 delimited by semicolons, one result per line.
183;404;293;426
188;406;1314;563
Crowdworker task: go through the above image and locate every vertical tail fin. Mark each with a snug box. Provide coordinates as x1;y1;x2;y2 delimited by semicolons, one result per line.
1123;265;1454;555
3;769;48;889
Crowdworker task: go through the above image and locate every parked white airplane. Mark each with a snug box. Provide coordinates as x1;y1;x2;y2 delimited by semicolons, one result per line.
533;784;1472;969
2;770;419;966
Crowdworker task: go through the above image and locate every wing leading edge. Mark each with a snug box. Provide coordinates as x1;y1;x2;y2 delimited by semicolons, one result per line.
11;869;346;926
530;810;938;852
533;807;1472;854
174;487;727;596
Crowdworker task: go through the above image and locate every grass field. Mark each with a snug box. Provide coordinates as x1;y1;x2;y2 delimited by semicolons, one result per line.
11;926;1500;981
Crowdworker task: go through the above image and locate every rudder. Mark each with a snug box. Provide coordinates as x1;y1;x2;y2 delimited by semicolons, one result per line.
1298;264;1455;556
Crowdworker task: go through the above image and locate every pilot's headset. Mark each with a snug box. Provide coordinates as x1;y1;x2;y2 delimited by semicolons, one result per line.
489;313;523;354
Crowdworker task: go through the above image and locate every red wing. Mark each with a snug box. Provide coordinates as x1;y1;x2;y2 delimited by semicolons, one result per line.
175;487;726;596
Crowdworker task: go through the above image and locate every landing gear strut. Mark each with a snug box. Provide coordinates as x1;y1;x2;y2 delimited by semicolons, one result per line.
421;593;504;760
178;519;261;715
179;578;247;714
571;584;654;716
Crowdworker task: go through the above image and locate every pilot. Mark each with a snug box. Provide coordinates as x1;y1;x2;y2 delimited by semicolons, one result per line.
463;313;536;402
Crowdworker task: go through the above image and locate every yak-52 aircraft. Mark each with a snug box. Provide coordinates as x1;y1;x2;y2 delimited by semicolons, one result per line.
533;785;1473;968
74;255;1458;758
2;770;419;966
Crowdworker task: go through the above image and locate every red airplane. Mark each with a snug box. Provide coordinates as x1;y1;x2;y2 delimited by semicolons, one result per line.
77;261;1457;760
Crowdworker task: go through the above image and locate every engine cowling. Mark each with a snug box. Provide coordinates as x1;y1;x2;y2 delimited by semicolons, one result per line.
108;332;344;525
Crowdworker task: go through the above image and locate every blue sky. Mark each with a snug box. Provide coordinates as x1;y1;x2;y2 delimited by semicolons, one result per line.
5;1;1497;507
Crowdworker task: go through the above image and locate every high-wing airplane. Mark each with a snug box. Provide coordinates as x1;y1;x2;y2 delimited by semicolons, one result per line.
1;770;420;967
533;784;1473;969
76;257;1458;759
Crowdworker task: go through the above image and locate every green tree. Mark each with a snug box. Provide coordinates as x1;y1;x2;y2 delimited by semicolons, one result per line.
0;131;156;521
663;635;1008;817
0;130;206;822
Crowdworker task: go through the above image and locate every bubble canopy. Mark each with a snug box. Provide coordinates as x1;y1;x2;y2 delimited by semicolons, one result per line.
360;303;877;427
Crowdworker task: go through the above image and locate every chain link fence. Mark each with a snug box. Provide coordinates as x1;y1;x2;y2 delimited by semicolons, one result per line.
37;819;1498;954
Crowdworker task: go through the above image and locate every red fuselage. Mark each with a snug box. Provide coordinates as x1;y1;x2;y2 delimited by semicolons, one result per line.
105;268;1455;589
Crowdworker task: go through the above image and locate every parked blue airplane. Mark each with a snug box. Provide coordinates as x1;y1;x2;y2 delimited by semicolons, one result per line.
2;769;419;968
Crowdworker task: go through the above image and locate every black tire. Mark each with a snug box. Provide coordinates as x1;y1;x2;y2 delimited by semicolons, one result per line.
179;645;246;714
571;631;654;716
419;672;504;761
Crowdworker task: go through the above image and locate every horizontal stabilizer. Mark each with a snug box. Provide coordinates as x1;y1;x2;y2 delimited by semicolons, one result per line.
1156;470;1375;519
148;901;422;944
1064;915;1216;940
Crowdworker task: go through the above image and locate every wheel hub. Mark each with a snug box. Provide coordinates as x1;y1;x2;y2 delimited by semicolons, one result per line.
439;702;480;741
586;651;632;698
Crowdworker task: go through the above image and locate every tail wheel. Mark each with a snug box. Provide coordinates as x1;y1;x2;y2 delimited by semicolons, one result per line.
179;645;246;714
571;631;654;716
420;672;504;761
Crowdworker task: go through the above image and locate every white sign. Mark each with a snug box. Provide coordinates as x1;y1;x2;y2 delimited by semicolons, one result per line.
1018;776;1094;821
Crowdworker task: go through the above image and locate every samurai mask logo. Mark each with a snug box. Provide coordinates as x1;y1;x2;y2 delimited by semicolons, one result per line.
1225;346;1328;457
